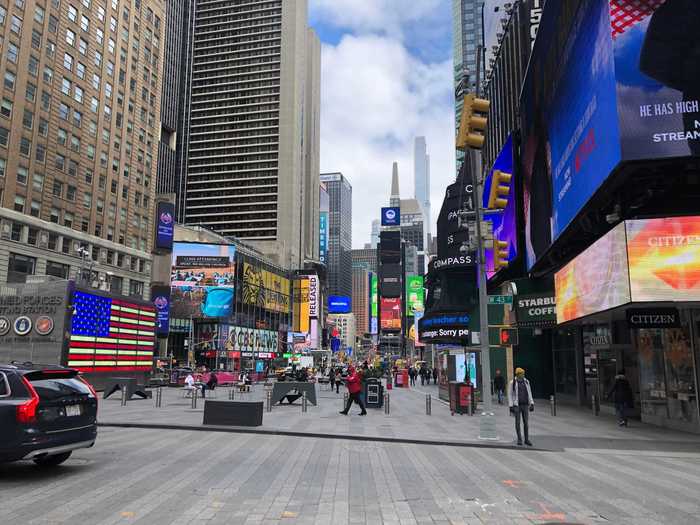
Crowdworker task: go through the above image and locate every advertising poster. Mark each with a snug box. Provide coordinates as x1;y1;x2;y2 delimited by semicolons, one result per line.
413;310;424;347
226;326;279;356
612;0;700;159
307;274;319;319
287;331;311;353
555;222;631;323
405;275;424;315
455;353;478;388
380;297;401;331
483;135;517;278
170;243;236;319
292;279;310;334
241;263;290;313
154;201;175;251
626;216;700;302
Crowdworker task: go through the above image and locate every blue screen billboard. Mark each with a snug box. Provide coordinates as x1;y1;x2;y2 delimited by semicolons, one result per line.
521;0;700;270
319;211;328;265
328;295;351;314
483;134;517;279
381;207;400;226
155;201;175;251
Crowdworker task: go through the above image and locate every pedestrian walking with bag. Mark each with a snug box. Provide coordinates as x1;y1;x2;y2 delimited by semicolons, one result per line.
508;367;535;446
607;368;634;427
339;365;367;416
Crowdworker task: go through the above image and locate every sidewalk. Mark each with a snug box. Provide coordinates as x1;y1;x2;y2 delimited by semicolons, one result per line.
98;381;700;452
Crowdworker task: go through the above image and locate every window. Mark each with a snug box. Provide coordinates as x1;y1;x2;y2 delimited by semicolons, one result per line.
108;38;115;54
92;73;100;90
32;172;43;190
98;174;105;189
19;137;31;156
73;110;81;127
54;153;65;170
97;198;104;213
81;219;88;232
46;261;69;279
83;192;91;208
35;143;45;163
61;77;71;95
50;207;59;223
68;6;77;23
74;86;83;103
78;38;87;55
31;29;42;50
38;118;48;136
52;180;63;197
76;62;85;79
0;158;5;176
25;83;36;102
63;211;73;228
43;66;53;84
110;16;116;32
90;97;98;113
96;28;103;45
34;5;45;23
66;185;76;201
7;254;36;283
65;29;75;46
81;0;90;8
41;90;51;110
106;61;114;77
110;180;117;194
0;6;5;25
7;42;18;63
13;195;25;212
85;169;93;184
86;144;94;159
0;127;8;147
28;55;39;76
48;15;58;33
68;160;77;177
11;221;22;240
94;50;101;67
16;166;27;184
30;199;40;217
105;83;112;99
0;99;12;118
129;280;143;298
70;135;80;152
80;15;88;32
59;102;69;120
10;15;22;35
57;128;67;145
27;227;38;245
48;233;58;250
4;71;15;90
63;52;73;71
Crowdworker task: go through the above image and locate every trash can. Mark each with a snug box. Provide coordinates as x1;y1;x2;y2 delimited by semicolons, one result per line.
449;381;472;415
364;378;384;408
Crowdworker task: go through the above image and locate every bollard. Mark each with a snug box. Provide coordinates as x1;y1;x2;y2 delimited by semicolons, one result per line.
120;385;128;406
343;392;349;411
228;387;235;400
266;390;272;412
155;386;162;408
191;388;198;409
425;394;432;415
550;394;556;416
384;393;390;415
302;391;308;413
592;394;599;416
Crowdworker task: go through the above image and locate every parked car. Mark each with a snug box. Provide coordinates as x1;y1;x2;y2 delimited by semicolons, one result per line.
0;363;98;466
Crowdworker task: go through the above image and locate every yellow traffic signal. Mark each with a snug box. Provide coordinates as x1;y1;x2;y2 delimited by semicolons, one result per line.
487;169;512;209
494;239;509;270
457;93;490;150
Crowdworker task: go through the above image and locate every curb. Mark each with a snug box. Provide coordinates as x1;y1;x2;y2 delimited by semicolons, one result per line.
97;421;559;452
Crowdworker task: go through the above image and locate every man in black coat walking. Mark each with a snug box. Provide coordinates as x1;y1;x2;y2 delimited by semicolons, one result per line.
608;369;634;427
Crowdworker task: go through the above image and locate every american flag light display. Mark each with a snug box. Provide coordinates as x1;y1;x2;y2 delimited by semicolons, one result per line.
67;291;157;372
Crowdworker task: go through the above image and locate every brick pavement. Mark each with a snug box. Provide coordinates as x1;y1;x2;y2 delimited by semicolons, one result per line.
2;426;700;525
98;381;700;452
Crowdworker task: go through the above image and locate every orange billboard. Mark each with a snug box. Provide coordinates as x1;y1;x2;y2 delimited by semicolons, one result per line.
626;216;700;302
555;222;631;324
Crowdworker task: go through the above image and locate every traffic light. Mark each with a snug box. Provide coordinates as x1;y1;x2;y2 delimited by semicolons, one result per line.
493;238;509;271
487;169;512;209
500;328;518;346
457;93;490;150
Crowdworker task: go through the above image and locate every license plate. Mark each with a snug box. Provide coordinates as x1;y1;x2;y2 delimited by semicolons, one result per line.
65;405;82;417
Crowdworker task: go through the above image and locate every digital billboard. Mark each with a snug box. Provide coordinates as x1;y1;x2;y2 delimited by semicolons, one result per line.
292;278;310;333
483;134;517;278
370;273;378;334
170;243;236;319
380;297;401;331
241;263;290;313
380;263;402;298
626;216;700;302
328;295;351;314
225;326;279;357
319;211;328;265
555;222;631;324
151;285;171;336
154;201;175;251
522;1;700;270
405;275;424;315
381;207;400;226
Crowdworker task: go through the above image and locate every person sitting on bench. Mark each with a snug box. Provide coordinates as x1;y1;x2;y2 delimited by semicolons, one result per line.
183;373;197;397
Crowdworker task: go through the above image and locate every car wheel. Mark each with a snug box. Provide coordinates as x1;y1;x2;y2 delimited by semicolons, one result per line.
33;451;72;467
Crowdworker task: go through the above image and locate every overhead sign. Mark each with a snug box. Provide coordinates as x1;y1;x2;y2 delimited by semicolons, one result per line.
155;201;175;251
381;207;400;226
487;295;513;305
627;308;681;329
307;274;319;319
515;293;557;326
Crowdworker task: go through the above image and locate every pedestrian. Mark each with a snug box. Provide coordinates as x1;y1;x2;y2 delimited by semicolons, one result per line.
425;367;431;385
329;367;336;393
432;367;438;384
607;368;634;427
339;365;367;416
336;367;342;393
493;369;506;405
202;371;218;398
409;367;415;386
420;367;426;386
507;367;534;446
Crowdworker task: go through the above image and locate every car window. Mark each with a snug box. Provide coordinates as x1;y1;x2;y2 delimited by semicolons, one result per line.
30;378;91;400
0;372;9;397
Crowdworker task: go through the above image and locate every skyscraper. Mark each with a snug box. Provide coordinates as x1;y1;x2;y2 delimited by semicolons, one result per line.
320;172;352;298
0;0;165;298
370;219;380;249
183;0;320;270
386;163;426;273
413;136;431;245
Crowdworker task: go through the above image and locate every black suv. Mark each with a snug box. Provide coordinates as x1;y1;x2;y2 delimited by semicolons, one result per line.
0;363;98;466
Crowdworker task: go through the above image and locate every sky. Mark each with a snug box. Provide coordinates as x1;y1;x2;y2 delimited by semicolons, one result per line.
309;0;456;249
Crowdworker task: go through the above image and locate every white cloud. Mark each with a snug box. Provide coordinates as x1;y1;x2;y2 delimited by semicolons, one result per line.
319;34;456;247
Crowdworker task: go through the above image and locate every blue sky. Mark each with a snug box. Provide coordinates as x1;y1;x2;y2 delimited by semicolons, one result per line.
309;0;456;248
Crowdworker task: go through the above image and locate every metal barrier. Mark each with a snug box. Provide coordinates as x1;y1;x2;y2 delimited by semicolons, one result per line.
120;385;128;406
266;390;272;412
425;394;432;415
302;392;308;413
155;386;162;408
191;388;198;409
550;394;556;416
384;393;390;415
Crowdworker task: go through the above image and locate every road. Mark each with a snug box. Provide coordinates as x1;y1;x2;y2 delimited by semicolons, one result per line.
2;425;700;524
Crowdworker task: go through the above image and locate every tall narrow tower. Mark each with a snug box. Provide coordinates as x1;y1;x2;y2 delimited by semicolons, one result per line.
390;162;401;207
414;137;431;239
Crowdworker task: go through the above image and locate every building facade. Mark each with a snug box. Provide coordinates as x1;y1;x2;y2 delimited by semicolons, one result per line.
0;0;165;299
319;172;351;298
327;312;355;351
182;0;320;270
413;136;430;240
351;266;369;338
351;247;376;274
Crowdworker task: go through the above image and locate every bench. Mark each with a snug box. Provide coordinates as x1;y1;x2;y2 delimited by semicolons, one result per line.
203;400;263;426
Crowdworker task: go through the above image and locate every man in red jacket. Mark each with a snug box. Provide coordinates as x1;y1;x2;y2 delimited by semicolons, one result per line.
339;365;367;416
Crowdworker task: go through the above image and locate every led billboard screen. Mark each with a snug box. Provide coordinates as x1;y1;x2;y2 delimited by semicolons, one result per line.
380;297;401;331
242;263;290;313
405;275;424;315
555;222;630;323
328;295;351;314
170;243;236;319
